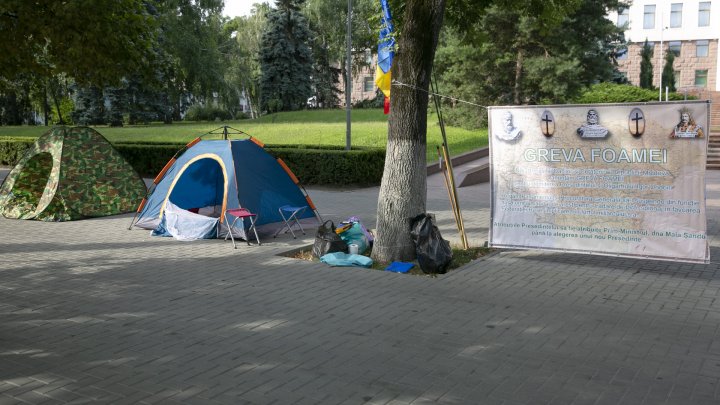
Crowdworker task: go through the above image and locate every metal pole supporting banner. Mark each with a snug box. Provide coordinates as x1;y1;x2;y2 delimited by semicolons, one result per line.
345;0;352;151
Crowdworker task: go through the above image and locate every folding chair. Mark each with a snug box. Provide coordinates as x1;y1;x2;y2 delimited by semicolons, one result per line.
273;205;307;239
223;208;260;248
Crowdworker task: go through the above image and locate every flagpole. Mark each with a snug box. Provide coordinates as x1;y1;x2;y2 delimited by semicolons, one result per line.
345;0;352;151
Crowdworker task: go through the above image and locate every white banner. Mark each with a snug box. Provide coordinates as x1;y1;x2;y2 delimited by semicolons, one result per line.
489;101;710;263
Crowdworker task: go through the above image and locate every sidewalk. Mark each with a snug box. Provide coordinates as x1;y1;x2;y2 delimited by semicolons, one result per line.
0;170;719;404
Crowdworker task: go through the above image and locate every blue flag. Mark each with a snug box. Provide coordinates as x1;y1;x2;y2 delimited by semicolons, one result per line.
375;0;395;98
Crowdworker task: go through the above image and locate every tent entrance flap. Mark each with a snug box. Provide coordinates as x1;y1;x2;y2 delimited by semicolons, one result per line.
2;152;53;219
161;154;229;218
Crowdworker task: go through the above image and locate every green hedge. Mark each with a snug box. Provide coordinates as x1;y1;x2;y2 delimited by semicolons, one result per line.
270;147;385;186
114;143;181;178
574;83;695;104
0;140;385;186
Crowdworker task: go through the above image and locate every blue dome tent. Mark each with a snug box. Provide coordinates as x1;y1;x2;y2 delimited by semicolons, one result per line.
130;127;320;241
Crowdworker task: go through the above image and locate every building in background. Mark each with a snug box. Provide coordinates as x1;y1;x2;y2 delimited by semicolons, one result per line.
608;0;719;97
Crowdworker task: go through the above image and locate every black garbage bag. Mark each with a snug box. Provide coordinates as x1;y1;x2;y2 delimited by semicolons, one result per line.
410;214;452;274
312;220;348;258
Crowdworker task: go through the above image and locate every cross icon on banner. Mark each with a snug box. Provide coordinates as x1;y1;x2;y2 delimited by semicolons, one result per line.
629;108;645;136
541;111;554;136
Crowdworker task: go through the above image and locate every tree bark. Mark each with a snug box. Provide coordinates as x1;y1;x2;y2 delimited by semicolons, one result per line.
513;48;523;105
43;82;49;126
371;0;446;263
49;81;64;125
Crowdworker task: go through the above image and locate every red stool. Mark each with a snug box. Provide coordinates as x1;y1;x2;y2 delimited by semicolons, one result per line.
224;208;260;248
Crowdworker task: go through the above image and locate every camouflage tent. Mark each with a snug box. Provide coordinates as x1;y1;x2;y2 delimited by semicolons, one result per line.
0;126;146;221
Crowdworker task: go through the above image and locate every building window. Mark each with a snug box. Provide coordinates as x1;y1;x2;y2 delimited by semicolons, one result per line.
644;5;656;29
363;77;374;92
617;8;629;27
699;2;711;27
697;40;709;57
695;70;708;87
670;3;683;28
668;41;681;56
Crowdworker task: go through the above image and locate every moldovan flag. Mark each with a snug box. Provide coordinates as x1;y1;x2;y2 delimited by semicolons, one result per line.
375;0;394;113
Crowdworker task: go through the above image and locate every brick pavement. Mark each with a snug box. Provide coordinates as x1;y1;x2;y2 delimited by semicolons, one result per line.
0;171;719;404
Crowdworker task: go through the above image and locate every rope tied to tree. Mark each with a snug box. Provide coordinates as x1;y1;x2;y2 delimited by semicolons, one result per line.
391;80;488;109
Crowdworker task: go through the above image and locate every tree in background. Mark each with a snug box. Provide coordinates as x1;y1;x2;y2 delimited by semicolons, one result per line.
46;75;73;125
639;39;654;89
124;75;172;125
104;84;127;127
71;86;105;126
0;80;33;126
0;0;156;86
304;0;376;107
67;0;228;125
224;4;271;119
662;50;677;93
434;0;625;128
156;0;227;121
308;38;341;108
259;0;314;112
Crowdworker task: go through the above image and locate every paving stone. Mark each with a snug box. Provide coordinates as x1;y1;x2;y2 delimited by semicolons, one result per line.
1;170;720;404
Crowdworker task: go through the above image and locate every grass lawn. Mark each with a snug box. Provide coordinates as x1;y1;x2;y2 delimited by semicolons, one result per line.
0;109;488;162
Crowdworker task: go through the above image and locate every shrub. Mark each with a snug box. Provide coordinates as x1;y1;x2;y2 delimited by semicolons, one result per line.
0;140;33;165
268;146;385;186
434;104;486;130
574;83;694;104
51;98;75;125
184;105;233;121
114;143;180;177
353;91;384;109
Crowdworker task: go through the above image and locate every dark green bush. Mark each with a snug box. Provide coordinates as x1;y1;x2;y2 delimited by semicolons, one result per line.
0;140;33;165
352;91;384;109
0;139;385;185
574;83;695;104
434;104;486;130
184;105;234;121
114;143;180;177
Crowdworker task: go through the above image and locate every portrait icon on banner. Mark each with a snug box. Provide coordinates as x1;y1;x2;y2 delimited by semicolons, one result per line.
494;111;522;141
577;109;609;138
670;109;704;139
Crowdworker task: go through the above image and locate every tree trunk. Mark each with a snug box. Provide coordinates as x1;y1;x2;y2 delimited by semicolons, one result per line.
513;48;523;105
43;83;49;126
371;0;446;263
49;81;64;125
